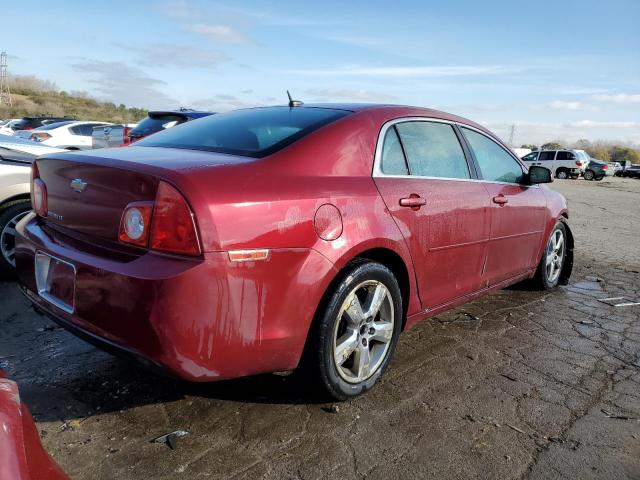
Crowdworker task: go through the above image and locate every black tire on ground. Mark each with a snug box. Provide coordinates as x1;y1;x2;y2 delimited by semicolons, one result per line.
0;200;31;278
532;221;568;290
583;170;595;181
556;169;569;179
312;260;403;400
595;176;604;181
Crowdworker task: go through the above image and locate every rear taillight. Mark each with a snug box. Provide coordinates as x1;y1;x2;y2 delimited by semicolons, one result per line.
118;181;200;256
575;161;582;166
122;127;132;146
118;202;153;247
603;164;608;170
150;182;200;256
30;163;47;217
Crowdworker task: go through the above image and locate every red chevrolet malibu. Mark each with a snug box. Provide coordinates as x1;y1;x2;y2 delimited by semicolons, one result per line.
15;104;573;399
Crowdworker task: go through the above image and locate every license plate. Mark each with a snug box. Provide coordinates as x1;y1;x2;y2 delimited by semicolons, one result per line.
35;252;76;314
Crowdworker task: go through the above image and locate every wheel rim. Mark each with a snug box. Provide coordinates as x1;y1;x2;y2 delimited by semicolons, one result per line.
557;171;567;179
0;210;28;267
333;280;394;384
585;171;593;180
545;229;565;284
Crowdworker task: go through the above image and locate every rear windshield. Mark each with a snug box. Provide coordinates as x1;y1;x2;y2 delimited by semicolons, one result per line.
136;106;351;158
130;114;185;137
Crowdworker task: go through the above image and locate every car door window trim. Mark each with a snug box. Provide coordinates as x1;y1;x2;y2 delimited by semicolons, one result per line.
373;117;537;188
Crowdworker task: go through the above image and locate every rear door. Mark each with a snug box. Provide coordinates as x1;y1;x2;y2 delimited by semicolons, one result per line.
373;119;491;309
459;127;546;285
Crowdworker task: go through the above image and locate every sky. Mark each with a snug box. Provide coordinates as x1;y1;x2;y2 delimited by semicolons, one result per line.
3;0;640;145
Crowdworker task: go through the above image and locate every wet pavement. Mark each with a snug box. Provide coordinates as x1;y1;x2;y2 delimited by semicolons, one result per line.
1;177;639;479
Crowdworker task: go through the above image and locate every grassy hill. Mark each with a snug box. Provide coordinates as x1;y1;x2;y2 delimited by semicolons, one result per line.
0;75;147;124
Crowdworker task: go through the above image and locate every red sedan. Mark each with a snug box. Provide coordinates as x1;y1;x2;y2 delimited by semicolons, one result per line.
15;104;573;399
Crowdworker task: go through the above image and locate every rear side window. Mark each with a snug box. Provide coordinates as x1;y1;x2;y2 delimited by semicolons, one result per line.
380;127;408;175
137;107;351;158
538;151;556;161
461;127;524;184
395;121;470;179
556;151;575;160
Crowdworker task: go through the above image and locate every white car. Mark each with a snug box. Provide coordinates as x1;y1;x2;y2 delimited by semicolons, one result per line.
20;120;112;150
0;119;21;136
520;149;584;179
0;137;65;275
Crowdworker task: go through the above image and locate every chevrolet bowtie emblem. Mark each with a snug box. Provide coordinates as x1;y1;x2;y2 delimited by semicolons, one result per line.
70;178;88;193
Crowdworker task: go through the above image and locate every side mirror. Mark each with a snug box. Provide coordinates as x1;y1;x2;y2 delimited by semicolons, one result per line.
527;165;553;184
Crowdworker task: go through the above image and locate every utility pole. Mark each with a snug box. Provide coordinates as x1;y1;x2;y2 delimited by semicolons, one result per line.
0;52;12;107
508;124;516;146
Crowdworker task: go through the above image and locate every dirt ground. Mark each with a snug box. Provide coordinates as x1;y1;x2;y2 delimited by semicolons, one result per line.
1;176;639;480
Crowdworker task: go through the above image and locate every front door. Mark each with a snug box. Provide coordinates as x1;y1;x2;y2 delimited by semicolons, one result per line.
373;120;491;309
460;127;546;285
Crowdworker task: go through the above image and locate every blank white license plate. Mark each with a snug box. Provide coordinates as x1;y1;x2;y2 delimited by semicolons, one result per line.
35;252;76;314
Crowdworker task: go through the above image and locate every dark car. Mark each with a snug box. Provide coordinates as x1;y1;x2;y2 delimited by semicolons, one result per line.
15;104;573;400
623;165;640;178
11;116;74;131
583;160;608;180
128;109;214;143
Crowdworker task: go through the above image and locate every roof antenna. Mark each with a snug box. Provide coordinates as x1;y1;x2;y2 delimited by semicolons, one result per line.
287;90;303;108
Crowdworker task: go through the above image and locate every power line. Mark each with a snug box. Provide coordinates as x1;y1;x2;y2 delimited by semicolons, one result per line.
0;52;13;107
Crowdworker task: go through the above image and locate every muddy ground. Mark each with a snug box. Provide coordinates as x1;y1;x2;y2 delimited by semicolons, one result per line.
1;177;639;480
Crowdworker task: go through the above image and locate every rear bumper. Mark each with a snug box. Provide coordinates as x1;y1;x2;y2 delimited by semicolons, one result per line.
15;214;337;381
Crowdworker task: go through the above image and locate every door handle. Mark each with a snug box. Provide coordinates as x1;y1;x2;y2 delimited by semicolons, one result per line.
492;194;508;205
399;194;427;210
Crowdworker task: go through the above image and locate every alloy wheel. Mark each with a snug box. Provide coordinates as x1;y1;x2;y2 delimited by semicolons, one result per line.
0;210;28;268
332;280;394;384
545;229;565;284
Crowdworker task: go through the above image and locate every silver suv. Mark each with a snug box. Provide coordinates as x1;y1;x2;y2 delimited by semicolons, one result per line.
521;149;587;179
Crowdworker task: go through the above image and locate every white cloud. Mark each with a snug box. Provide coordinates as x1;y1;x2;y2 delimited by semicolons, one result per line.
187;24;252;44
485;120;640;145
283;65;514;77
157;0;191;18
304;88;396;102
592;93;640;104
530;100;598;112
72;59;178;109
138;44;228;68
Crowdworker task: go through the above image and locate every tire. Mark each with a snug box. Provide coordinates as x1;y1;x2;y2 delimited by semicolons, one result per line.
556;169;568;180
0;200;31;277
533;222;567;290
583;170;595;181
313;261;403;400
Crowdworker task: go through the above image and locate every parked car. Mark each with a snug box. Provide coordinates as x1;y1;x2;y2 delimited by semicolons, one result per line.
11;116;74;132
0;370;68;480
608;162;622;175
127;109;214;143
583;160;609;180
15;104;573;400
24;120;112;150
92;123;138;149
520;149;583;179
0;137;65;276
0;119;21;136
622;164;640;178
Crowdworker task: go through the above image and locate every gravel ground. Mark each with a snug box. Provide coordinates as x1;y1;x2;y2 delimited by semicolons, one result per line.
1;176;639;480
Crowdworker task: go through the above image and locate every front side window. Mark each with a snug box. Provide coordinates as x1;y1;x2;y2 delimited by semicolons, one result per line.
522;152;538;162
461;127;524;184
394;121;470;179
538;151;556;161
380;127;408;175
